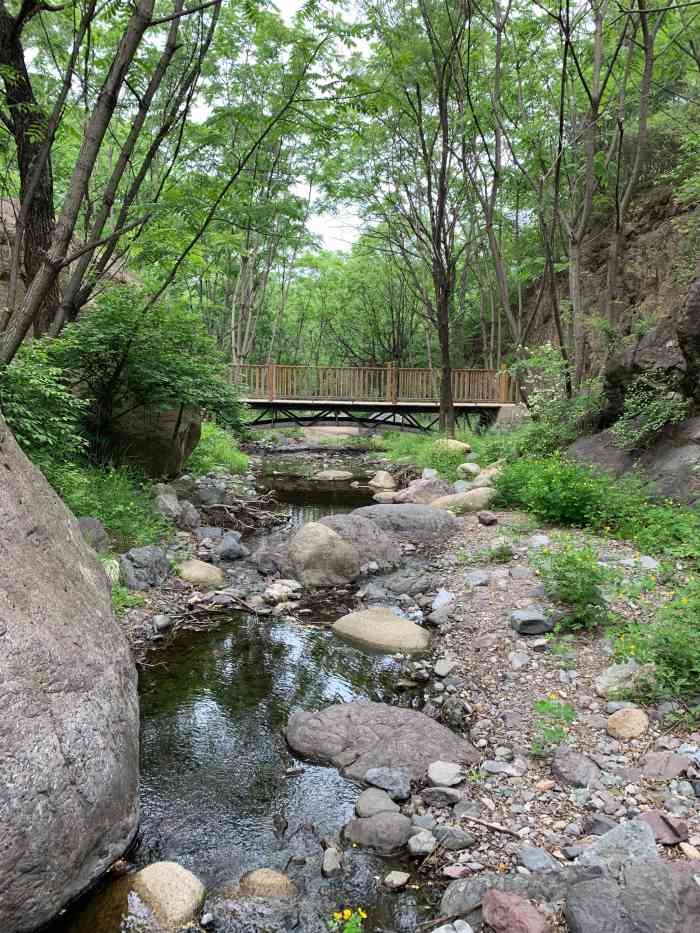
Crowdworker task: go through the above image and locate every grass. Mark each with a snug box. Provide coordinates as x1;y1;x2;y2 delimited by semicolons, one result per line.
43;458;171;550
377;430;474;481
185;422;249;476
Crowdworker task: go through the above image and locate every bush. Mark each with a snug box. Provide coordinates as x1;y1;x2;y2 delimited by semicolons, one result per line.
0;346;86;462
185;422;249;475
611;373;690;449
494;456;606;525
43;459;170;549
533;537;614;628
45;286;245;459
615;579;700;699
378;431;469;481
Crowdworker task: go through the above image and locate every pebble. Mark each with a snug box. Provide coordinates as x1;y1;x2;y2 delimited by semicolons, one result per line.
434;659;458;678
384;870;410;889
428;761;463;787
322;847;342;878
408;830;437;856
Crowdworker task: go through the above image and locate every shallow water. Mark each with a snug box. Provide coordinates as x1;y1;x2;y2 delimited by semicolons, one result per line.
50;459;433;932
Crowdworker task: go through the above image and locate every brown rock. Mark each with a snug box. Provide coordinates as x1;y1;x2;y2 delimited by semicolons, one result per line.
477;510;498;526
636;810;689;845
606;707;649;739
132;862;205;929
641;751;691;781
482;889;552;933
239;868;297;897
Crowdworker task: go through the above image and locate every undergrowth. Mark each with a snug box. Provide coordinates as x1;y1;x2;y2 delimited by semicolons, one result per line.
185;422;249;476
377;430;473;481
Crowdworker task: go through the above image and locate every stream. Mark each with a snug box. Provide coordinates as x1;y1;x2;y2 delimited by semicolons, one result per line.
51;450;434;933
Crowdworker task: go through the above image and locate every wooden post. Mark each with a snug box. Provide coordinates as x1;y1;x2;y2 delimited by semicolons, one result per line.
267;361;276;401
386;361;397;403
499;367;510;403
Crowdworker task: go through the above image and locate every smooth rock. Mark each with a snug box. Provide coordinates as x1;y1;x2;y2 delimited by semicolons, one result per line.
477;510;498;526
384;870;410;890
482;889;552;933
432;487;497;513
368;470;396;490
434;826;475;851
239;868;297;897
434;659;458;678
213;531;250;561
263;579;302;603
421;786;462;807
356;788;400;817
552;747;601;788
132;862;205;929
332;608;430;654
373;491;396;503
606;707;649;739
0;415;139;931
457;462;481;479
517;847;561;874
343;812;413;853
322;847;342;878
393;478;454;504
289;522;361;587
285;700;478;781
428;760;463;787
528;534;551;549
434;438;471;453
594;659;653;698
353;504;461;543
365;766;412;801
313;470;353;481
178;558;226;587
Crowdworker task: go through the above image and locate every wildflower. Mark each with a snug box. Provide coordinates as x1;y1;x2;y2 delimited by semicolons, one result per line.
358;908;367;919
343;909;352;921
333;913;342;922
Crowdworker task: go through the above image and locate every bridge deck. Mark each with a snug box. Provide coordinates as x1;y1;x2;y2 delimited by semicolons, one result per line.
235;363;515;406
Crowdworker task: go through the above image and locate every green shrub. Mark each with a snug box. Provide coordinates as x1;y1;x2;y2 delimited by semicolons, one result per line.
43;460;170;549
0;346;86;462
185;422;249;475
533;537;614;628
615;579;700;699
378;431;469;481
494;456;606;525
111;582;145;617
611;373;690;450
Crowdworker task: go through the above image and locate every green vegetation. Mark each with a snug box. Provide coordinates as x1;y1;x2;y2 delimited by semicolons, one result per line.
531;699;576;758
611;374;690;450
533;538;614;629
111;583;146;618
185;423;249;477
378;431;472;481
42;460;170;551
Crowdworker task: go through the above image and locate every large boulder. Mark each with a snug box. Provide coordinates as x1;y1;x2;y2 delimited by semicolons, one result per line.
119;545;170;590
432;487;497;513
393;477;454;504
0;412;139;932
332;607;430;653
318;512;401;568
288;522;361;586
111;404;201;478
286;700;479;780
352;504;461;543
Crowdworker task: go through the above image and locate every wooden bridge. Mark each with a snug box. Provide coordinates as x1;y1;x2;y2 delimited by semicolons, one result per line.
235;363;517;431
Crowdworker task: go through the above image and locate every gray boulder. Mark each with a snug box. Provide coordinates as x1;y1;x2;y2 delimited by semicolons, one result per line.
353;504;461;544
393;478;454;504
155;490;182;521
214;531;250;561
510;607;554;635
319;512;401;568
288;522;361;587
119;545;170;590
364;766;411;801
343;812;413;854
286;700;479;781
77;516;110;553
176;500;201;531
0;412;139;932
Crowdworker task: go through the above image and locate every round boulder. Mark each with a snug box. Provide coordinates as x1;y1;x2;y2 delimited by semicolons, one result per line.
332;608;430;654
606;707;649;739
131;862;205;930
178;558;226;587
289;522;361;587
352;503;461;543
239;868;298;898
368;470;396;490
432;487;497;513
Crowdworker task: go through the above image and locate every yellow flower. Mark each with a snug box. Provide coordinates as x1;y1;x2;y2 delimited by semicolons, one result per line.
333;913;342;922
343;909;352;921
358;908;367;919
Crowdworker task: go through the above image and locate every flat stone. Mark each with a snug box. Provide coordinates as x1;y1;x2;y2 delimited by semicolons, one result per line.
466;570;491;587
606;707;649;739
356;787;400;817
635;810;688;845
408;830;437;856
239;868;297;897
582;814;618;836
483;757;528;777
178;558;226;587
384;870;411;889
428;760;464;787
421;786;462;807
365;766;411;801
343;812;413;854
353;504;461;544
642;750;691;780
313;470;353;481
432;487;497;513
332;608;430;654
483;889;552;933
577;820;657;878
517;847;561;874
552;747;601;788
511;607;554;635
132;862;205;928
434;826;475;851
285;700;479;781
434;659;458;678
508;650;530;671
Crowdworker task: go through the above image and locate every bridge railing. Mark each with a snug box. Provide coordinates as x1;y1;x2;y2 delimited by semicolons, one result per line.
234;363;515;404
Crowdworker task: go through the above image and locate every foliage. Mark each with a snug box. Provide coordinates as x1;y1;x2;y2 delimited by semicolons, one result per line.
494;456;606;526
0;347;86;462
185;422;249;476
46;288;245;457
531;698;576;758
43;459;170;550
533;537;614;629
111;583;145;618
328;907;366;932
611;373;690;450
614;579;700;700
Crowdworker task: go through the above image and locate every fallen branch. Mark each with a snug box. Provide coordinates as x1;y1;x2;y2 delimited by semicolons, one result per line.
460;815;521;839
